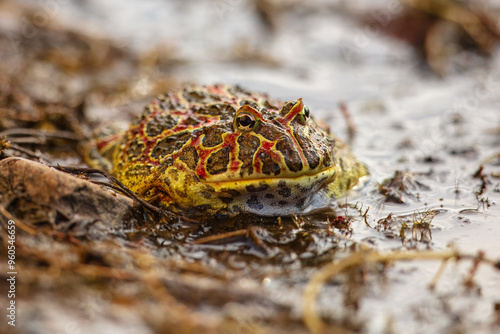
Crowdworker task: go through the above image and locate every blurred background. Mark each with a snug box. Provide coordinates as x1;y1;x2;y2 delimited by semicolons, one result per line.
1;1;500;333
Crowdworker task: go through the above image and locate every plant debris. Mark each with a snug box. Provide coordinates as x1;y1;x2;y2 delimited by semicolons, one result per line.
0;157;142;233
302;248;500;334
377;170;431;204
0;1;499;334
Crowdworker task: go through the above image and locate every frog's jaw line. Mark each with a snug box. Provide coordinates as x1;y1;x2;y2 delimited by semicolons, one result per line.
151;162;336;217
201;164;339;187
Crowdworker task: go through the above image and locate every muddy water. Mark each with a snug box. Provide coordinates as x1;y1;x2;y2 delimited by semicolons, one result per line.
17;0;500;333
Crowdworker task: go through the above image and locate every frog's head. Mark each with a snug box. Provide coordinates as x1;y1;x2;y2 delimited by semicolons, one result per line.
160;97;341;216
207;98;336;181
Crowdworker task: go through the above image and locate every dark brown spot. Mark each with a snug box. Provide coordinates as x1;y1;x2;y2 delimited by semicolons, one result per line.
218;196;233;204
184;117;200;126
310;126;336;167
179;146;199;171
294;127;320;170
239;99;258;108
237;134;260;176
195;204;211;212
295;197;306;209
322;151;333;168
220;188;241;197
183;90;211;103
124;164;151;178
125;139;145;158
202;127;225;147
232;205;242;214
276;137;303;173
278;200;288;207
278;185;291;198
259;123;283;141
265;193;274;199
146;114;178;137
300;184;314;193
339;157;346;170
310;125;333;145
279;100;297;116
246;182;270;192
246;195;263;210
260;152;281;176
157;157;174;174
151;132;191;159
195;103;236;118
206;146;231;175
160;97;184;110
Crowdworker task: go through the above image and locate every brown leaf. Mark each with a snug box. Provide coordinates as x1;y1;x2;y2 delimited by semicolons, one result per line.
0;157;139;237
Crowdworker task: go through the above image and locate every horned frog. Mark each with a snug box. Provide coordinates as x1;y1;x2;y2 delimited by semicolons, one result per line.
85;84;367;218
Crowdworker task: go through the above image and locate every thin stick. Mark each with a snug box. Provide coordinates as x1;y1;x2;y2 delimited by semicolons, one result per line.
0;206;37;235
428;258;449;291
0;128;83;141
193;229;248;244
302;249;499;334
8;144;53;164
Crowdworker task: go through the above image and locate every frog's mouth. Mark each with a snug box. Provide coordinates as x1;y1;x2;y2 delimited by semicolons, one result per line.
203;164;338;187
203;166;338;214
220;169;337;217
201;158;367;216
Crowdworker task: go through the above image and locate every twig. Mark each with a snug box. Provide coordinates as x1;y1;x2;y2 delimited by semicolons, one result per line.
428;258;450;291
0;128;83;141
0;206;37;235
8;143;53;164
302;249;499;334
339;102;356;144
193;229;248;244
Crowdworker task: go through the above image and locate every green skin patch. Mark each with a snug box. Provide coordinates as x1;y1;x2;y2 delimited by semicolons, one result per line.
85;84;367;218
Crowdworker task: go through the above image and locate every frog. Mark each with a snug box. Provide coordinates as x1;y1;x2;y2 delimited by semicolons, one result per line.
85;84;367;218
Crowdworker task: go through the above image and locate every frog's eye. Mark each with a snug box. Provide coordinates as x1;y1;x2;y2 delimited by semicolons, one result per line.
295;106;310;125
235;112;257;132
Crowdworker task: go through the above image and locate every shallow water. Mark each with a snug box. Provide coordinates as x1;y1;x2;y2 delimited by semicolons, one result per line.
12;0;500;333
